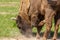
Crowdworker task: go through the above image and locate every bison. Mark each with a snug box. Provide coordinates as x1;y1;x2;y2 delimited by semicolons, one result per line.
16;0;60;40
16;0;45;38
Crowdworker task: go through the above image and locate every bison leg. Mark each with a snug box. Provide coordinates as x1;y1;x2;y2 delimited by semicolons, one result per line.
38;20;45;26
52;13;60;40
52;19;60;40
42;8;55;40
36;26;43;39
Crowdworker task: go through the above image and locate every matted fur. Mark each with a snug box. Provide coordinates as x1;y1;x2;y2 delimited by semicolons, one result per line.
16;0;60;40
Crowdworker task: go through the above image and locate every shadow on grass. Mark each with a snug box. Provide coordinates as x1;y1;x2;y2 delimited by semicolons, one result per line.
32;31;60;39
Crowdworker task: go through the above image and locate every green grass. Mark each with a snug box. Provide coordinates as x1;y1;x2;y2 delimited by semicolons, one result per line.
0;14;20;37
0;0;20;37
0;6;19;12
0;0;20;2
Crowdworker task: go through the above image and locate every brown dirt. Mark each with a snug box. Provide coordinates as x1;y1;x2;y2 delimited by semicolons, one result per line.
0;35;36;40
0;36;60;40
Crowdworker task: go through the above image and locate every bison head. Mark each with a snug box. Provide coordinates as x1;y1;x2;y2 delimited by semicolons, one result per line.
16;15;32;37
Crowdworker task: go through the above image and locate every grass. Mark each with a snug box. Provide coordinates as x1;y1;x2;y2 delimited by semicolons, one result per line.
0;0;20;2
0;14;20;37
0;6;19;12
0;0;20;37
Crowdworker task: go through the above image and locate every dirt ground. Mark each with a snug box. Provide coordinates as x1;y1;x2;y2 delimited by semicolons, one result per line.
0;35;60;40
0;36;35;40
0;38;60;40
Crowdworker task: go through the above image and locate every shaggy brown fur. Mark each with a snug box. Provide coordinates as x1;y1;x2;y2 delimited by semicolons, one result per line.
16;0;45;38
52;7;60;40
29;0;55;40
47;0;60;40
29;0;60;40
16;0;60;40
16;0;32;37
